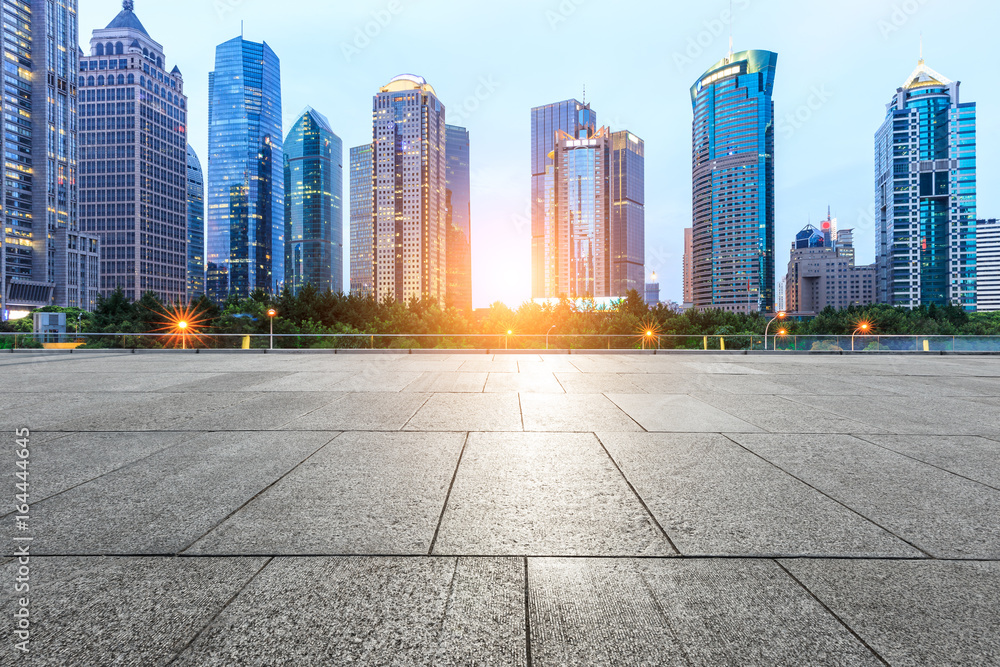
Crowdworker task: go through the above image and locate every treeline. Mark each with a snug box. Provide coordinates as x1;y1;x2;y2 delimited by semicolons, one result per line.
2;286;999;349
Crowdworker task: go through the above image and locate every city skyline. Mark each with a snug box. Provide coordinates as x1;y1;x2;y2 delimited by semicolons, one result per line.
77;0;1000;308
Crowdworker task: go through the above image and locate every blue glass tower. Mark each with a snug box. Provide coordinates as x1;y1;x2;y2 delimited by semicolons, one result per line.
187;145;205;299
284;108;343;295
445;124;472;311
875;58;977;311
691;50;777;313
206;37;283;301
611;131;645;297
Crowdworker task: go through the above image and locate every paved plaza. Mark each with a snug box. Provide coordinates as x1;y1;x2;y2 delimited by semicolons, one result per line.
2;350;1000;665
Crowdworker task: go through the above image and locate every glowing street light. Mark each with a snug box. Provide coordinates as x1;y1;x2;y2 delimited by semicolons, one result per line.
764;311;787;351
178;320;188;350
267;308;277;350
506;329;513;350
852;321;873;352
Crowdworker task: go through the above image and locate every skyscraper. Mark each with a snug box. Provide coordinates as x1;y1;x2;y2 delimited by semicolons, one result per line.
2;0;99;315
530;99;596;299
611;131;645;296
368;74;447;305
187;146;205;299
206;37;282;301
785;224;876;314
682;227;693;305
349;144;373;297
284;108;343;295
875;57;977;311
691;49;777;313
445;124;471;311
978;219;999;312
80;1;188;305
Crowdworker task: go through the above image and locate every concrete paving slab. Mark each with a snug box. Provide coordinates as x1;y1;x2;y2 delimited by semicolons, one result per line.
1;371;219;394
859;434;1000;490
607;394;761;432
598;432;920;557
433;432;672;556
484;372;565;393
458;359;520;373
520;393;642;432
0;392;148;432
0;556;267;667
552;372;645;394
403;371;488;393
782;559;1000;667
528;558;882;666
188;432;464;555
690;393;886;434
732;433;1000;558
50;392;256;432
405;393;523;431
19;431;335;555
328;370;425;392
227;371;355;392
159;371;296;392
172;557;526;666
183;392;340;430
789;394;1000;436
284;392;429;431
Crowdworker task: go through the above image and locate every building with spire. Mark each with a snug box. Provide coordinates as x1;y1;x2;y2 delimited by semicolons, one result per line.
284;108;343;295
2;0;99;316
690;49;778;313
206;37;283;301
79;0;188;304
187;146;205;299
875;54;977;311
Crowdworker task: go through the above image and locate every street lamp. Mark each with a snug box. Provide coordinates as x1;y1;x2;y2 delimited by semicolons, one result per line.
506;329;513;351
852;322;872;352
178;320;188;350
546;325;556;351
776;328;787;351
267;309;277;350
764;311;787;351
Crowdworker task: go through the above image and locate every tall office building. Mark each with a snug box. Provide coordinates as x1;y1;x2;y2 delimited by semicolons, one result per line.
284;108;343;295
875;57;977;311
80;1;188;305
691;49;777;313
186;145;204;299
531;99;596;298
979;219;999;312
645;272;660;306
682;226;694;305
2;0;99;315
366;74;447;305
349;144;373;296
785;224;876;314
206;37;282;301
611;131;645;296
445;124;471;311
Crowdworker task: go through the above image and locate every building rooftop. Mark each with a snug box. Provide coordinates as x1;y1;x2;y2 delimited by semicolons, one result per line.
381;73;437;96
902;59;953;90
105;1;150;37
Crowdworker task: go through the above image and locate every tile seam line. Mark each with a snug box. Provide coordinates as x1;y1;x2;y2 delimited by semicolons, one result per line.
11;554;997;562
428;432;471;555
271;393;350;431
524;557;533;667
719;433;937;560
164;555;275;665
773;559;891;667
398;393;435;431
593;432;680;554
851;434;1000;493
603;392;649;432
177;432;345;555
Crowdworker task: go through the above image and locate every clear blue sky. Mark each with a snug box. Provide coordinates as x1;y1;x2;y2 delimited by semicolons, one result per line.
80;0;998;308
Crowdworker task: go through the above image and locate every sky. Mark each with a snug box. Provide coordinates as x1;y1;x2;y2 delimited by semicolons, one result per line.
80;0;998;309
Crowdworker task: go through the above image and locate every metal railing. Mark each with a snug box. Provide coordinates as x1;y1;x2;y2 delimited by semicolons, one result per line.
2;332;1000;352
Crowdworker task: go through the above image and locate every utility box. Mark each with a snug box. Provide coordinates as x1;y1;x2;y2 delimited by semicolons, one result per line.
33;312;67;343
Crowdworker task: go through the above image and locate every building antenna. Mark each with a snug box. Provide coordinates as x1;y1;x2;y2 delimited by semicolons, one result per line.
582;83;586;105
728;0;734;61
918;32;923;64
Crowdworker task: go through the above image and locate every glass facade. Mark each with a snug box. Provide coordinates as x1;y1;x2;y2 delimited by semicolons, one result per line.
611;131;644;297
283;108;343;295
187;145;204;299
79;3;187;305
530;99;595;298
445;124;471;311
206;37;283;301
875;59;977;311
691;49;777;313
349;144;373;296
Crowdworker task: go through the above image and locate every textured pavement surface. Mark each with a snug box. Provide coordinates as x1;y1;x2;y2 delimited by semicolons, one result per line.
2;351;1000;665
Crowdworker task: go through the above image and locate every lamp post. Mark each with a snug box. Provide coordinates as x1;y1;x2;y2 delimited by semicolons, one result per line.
764;311;787;351
852;322;871;352
267;309;277;350
178;321;188;350
546;325;556;351
506;329;512;351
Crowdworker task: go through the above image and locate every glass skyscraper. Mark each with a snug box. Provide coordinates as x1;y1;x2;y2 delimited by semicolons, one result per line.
611;131;645;297
875;58;977;311
691;49;777;313
445;124;472;311
530;99;596;299
206;37;283;301
80;1;188;305
284;108;343;295
187;145;205;299
2;0;99;315
349;144;373;297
